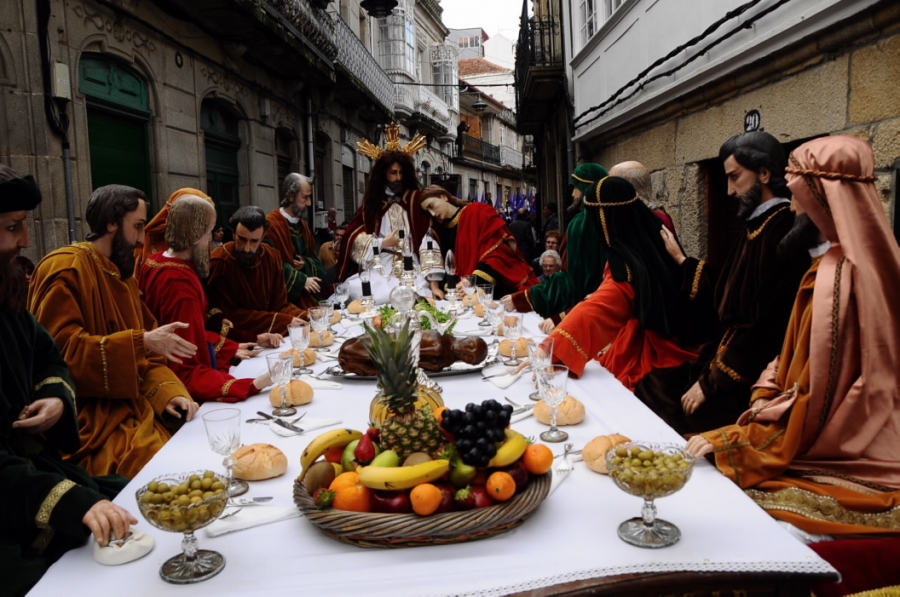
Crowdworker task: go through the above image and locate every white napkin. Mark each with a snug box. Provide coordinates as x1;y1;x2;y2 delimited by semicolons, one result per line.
454;327;490;337
204;506;300;537
510;406;535;424
299;375;342;390
548;455;574;496
269;417;342;437
93;531;155;565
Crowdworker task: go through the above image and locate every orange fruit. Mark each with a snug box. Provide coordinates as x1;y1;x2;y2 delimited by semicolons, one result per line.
329;471;359;492
332;480;371;512
410;483;443;516
522;444;554;475
324;445;345;464
486;472;516;502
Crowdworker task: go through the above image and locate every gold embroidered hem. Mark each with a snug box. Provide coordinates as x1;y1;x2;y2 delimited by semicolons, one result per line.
745;487;900;530
76;243;120;278
146;380;181;401
473;269;496;285
214;333;228;354
32;479;77;552
714;329;751;384
524;289;535;312
478;236;507;264
267;312;279;334
447;208;462;228
557;328;589;360
844;586;900;597
690;260;705;301
747;205;790;240
34;376;77;406
99;336;110;396
145;258;192;270
221;379;237;396
819;253;845;437
710;427;750;487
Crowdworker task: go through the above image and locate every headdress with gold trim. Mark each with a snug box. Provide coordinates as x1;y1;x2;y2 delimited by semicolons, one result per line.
357;122;427;161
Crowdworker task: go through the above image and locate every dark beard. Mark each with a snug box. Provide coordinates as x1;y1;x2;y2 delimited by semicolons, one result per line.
735;180;763;220
385;181;404;196
111;228;138;280
0;251;28;313
192;243;211;279
777;213;820;260
234;249;259;267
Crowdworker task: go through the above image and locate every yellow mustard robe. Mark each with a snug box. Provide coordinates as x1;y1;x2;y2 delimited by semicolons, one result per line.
29;243;191;478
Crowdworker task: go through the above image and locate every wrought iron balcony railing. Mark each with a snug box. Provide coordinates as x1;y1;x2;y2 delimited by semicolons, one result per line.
329;13;395;112
263;0;338;60
460;133;500;166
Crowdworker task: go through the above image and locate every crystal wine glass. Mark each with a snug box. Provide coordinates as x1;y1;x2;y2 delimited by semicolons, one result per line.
503;313;524;366
527;337;554;401
537;364;569;442
266;353;295;417
308;307;329;352
136;470;229;584
476;283;494;327
201;408;248;497
334;282;350;315
605;442;696;548
288;321;312;375
318;300;336;333
461;275;477;313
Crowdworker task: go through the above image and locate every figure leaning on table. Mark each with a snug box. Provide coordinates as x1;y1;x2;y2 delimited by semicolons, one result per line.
417;185;539;298
0;165;138;596
28;184;199;479
686;136;900;536
140;195;273;402
206;205;306;335
265;173;326;309
540;177;716;391
335;122;444;302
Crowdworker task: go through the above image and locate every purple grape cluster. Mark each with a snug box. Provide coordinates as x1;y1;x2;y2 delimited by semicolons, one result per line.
441;400;514;467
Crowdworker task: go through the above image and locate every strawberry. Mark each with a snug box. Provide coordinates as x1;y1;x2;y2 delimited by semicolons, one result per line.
313;488;335;509
454;486;475;510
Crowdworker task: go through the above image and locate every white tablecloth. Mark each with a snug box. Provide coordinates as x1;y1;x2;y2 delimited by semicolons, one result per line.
29;313;835;596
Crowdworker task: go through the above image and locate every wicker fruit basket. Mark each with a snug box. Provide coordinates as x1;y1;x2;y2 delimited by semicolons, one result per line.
293;472;551;548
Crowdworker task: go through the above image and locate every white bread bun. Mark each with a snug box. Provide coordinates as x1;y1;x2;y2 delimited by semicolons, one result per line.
330;310;342;325
499;338;529;357
280;348;317;368
347;300;365;314
231;443;288;481
534;395;585;426
269;379;314;407
309;330;335;347
582;434;632;474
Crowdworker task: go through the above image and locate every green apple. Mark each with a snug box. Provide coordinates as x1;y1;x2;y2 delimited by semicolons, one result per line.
370;449;400;468
449;462;477;488
342;439;360;472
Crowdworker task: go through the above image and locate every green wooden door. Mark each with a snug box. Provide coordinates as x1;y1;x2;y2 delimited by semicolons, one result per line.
202;100;242;226
86;107;153;201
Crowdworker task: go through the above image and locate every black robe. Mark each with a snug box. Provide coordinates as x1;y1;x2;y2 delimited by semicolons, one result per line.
0;309;126;596
635;203;809;435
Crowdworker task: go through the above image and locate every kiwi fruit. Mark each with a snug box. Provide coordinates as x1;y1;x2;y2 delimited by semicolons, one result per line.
402;452;433;467
304;460;337;495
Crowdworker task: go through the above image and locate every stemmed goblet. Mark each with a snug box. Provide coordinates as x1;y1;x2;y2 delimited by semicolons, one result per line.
476;283;494;327
461;275;478;313
527;337;554;401
266;353;295;417
309;307;329;352
318;300;336;333
288;321;312;375
537;364;569;443
201;408;249;497
503;313;525;366
334;282;350;315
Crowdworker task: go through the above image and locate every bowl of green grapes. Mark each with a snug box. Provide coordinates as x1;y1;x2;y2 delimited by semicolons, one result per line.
605;443;695;548
136;470;229;584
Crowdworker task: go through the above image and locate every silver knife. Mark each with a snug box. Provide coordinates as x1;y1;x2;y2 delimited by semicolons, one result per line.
511;404;535;416
256;411;304;433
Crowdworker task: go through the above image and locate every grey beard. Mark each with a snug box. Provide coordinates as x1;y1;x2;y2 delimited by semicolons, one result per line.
192;243;211;279
736;180;763;220
112;229;137;280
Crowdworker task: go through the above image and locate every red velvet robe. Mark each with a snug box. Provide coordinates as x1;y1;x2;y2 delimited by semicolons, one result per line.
453;202;539;292
139;253;258;402
550;266;699;390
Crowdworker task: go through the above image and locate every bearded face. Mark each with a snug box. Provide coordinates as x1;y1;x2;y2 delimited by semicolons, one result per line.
0;248;27;313
385;180;404;196
777;213;821;259
735;179;763;220
111;227;138;280
234;247;259;267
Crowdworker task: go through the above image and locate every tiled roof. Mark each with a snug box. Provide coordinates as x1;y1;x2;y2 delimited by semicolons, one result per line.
459;58;511;77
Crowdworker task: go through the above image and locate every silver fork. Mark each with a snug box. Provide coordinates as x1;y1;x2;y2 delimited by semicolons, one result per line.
556;443;575;474
219;507;242;520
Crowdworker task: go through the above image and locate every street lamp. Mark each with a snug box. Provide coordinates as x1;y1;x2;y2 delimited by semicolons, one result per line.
360;0;399;18
472;94;488;113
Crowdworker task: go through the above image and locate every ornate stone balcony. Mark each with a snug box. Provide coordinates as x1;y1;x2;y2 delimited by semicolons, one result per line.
499;145;523;170
329;13;395;113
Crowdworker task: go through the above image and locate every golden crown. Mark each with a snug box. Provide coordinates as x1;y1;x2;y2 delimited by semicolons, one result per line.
357;122;427;161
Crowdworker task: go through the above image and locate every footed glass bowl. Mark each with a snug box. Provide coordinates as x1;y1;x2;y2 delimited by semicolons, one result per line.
605;442;695;548
136;470;229;584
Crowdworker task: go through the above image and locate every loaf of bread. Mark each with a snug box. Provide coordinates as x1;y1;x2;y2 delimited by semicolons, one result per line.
231;443;288;481
582;434;632;474
280;348;317;367
347;299;365;314
534;395;585;426
499;338;529;358
309;330;335;348
269;379;314;407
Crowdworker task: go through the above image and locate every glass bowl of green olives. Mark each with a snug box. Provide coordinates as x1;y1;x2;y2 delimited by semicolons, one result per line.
135;470;229;584
605;442;695;548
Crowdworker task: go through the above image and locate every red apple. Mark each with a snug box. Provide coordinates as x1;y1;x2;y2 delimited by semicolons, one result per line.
501;461;530;494
435;482;456;513
370;490;412;514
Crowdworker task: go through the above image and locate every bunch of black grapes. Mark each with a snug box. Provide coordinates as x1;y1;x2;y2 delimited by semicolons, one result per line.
441;400;514;467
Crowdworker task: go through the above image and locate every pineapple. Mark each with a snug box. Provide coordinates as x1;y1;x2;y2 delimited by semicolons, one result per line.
364;321;444;460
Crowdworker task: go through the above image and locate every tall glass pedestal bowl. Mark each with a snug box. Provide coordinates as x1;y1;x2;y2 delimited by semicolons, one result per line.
605;442;695;548
136;470;230;583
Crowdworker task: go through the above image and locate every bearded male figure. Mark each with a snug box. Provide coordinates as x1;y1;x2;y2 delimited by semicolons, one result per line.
336;123;443;302
140;196;273;402
29;184;198;479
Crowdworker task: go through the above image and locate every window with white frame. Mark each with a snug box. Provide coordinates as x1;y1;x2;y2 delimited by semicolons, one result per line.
377;0;416;76
579;0;598;47
431;43;459;108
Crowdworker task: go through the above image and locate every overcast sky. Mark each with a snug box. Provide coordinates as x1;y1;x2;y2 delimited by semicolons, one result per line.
440;0;525;39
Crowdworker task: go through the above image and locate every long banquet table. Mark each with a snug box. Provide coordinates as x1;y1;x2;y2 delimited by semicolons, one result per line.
30;313;837;596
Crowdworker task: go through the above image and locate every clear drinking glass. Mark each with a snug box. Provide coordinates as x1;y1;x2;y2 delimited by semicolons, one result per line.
537;364;569;442
528;337;554;401
288;321;312;375
202;408;249;497
308;307;329;352
266;353;295;417
318;300;336;333
503;313;525;366
476;283;494;327
334;282;350;314
461;275;477;312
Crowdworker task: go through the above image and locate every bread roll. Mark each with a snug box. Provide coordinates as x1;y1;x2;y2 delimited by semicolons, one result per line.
280;348;317;367
474;302;485;317
309;330;335;347
347;299;365;314
269;379;314;407
582;434;632;474
499;338;529;357
534;395;585;426
231;443;288;481
330;310;342;325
